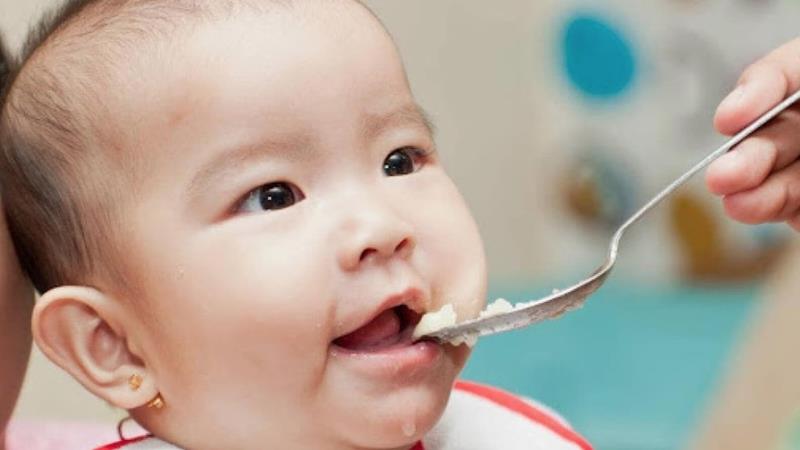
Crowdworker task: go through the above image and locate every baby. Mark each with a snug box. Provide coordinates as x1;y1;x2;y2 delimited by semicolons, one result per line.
0;1;591;449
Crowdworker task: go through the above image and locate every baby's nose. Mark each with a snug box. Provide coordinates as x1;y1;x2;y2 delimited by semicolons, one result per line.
336;204;416;271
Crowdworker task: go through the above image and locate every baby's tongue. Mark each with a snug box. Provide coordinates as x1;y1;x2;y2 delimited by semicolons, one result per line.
335;308;402;351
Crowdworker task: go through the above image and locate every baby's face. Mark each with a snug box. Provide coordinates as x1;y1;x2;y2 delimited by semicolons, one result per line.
113;5;485;449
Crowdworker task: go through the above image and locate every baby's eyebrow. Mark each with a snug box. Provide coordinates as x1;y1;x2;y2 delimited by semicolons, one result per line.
187;134;315;202
362;103;436;141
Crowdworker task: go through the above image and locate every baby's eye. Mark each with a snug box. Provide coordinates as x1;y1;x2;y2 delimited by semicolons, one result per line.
238;182;304;214
383;147;427;177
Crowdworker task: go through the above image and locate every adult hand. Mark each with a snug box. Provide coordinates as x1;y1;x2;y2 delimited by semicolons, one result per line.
707;39;800;231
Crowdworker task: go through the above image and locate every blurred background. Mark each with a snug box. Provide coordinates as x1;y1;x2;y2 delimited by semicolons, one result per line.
3;0;800;449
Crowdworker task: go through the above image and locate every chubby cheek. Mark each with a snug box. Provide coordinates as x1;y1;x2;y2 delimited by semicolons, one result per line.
139;234;334;425
414;175;487;319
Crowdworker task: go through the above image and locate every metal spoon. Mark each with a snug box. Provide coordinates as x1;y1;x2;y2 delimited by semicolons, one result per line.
421;89;800;344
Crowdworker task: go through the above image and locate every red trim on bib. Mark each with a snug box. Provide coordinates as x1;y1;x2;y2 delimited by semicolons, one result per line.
94;435;151;449
454;381;592;450
411;442;425;450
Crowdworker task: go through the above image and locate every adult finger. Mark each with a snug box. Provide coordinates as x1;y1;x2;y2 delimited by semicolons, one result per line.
707;108;800;195
722;159;800;224
715;38;800;135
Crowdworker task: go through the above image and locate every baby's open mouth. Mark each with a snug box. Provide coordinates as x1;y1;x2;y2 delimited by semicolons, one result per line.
333;305;422;352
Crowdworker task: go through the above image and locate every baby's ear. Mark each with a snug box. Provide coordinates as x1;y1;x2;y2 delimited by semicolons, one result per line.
33;286;157;410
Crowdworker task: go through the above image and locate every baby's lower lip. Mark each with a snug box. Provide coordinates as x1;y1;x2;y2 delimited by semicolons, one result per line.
329;335;444;377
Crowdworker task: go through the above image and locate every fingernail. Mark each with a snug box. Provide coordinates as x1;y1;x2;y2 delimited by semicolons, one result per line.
720;83;748;110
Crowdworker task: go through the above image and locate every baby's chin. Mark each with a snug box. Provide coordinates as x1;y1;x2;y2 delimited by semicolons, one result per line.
327;345;468;449
343;382;455;449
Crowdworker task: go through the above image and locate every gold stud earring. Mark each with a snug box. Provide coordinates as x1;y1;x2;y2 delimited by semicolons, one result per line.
128;374;143;391
146;393;165;410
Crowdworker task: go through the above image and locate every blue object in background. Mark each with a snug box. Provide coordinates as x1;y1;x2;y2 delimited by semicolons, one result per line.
462;282;758;450
560;12;638;99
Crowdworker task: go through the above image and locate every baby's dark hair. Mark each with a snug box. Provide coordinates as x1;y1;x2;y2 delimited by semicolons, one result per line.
0;0;346;294
0;37;9;91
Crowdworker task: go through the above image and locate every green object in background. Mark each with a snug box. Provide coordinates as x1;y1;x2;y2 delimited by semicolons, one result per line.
777;409;800;450
462;281;759;450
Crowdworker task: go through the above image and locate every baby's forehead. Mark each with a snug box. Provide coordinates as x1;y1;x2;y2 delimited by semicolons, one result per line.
56;1;409;173
21;0;373;98
19;0;386;143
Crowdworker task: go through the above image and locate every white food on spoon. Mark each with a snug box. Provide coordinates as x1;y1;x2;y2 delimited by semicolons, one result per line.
478;298;514;319
412;304;457;341
413;298;522;347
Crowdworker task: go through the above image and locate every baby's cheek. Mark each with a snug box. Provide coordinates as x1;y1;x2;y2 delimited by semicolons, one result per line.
419;194;487;317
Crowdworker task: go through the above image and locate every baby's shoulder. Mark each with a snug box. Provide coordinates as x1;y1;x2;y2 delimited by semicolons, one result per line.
422;380;593;450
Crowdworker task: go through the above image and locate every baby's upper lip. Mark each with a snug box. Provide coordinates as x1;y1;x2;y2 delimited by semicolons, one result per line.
333;287;426;341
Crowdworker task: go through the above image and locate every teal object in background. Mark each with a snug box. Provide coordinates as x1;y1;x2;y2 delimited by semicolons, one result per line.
561;12;637;99
786;411;800;450
462;282;758;450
